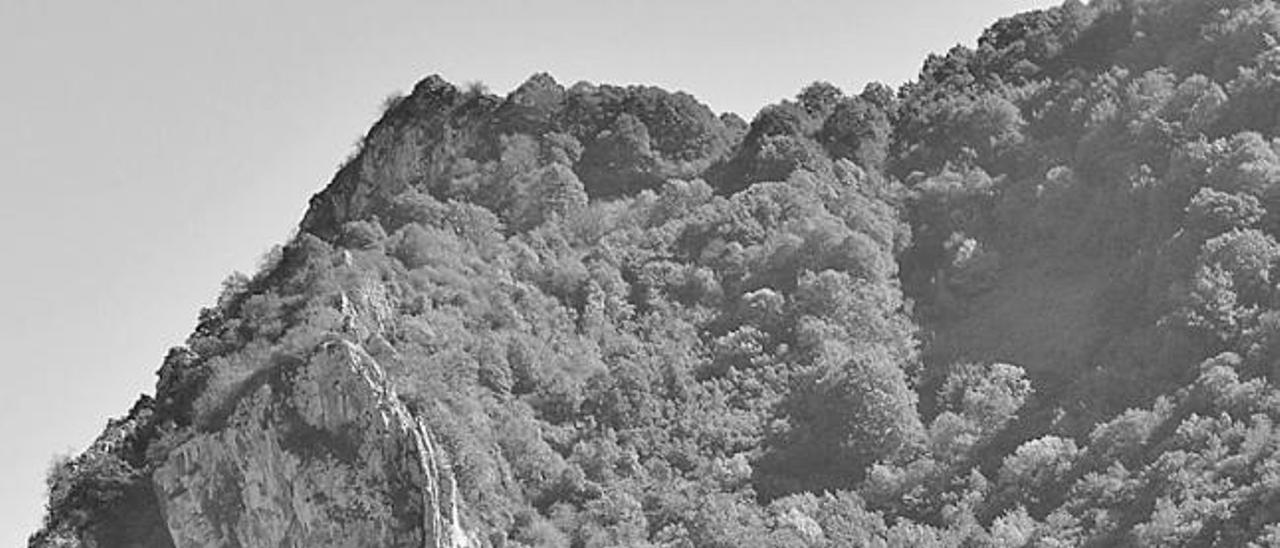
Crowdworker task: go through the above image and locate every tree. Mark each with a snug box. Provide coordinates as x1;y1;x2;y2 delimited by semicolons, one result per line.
820;97;892;170
996;436;1079;511
1206;132;1280;197
929;362;1032;458
578;113;660;197
1185;187;1263;237
797;81;844;121
513;164;589;229
1198;228;1280;305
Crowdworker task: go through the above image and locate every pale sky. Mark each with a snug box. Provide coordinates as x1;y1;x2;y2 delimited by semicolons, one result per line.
0;0;1059;542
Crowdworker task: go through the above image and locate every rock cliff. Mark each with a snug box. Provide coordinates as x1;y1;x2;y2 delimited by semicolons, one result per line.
154;339;477;548
35;335;480;548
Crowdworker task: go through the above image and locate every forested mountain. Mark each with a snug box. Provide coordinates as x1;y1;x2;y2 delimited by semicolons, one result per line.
33;1;1280;546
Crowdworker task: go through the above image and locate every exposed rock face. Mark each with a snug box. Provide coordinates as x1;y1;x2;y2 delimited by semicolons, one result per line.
153;340;477;548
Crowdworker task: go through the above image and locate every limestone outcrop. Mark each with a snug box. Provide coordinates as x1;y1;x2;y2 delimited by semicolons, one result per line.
153;339;477;548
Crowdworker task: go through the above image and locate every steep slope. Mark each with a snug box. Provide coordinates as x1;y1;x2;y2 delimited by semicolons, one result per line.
34;0;1280;546
154;340;476;548
33;71;921;546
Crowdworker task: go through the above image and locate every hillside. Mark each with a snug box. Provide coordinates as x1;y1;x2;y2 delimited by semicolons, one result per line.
32;1;1280;546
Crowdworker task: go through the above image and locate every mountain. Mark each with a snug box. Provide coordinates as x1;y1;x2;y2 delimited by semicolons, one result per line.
32;1;1280;546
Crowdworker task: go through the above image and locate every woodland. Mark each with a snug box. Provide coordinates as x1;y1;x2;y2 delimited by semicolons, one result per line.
36;0;1280;546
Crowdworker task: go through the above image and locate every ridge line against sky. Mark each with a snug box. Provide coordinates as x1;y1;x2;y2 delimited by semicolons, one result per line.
0;0;1058;543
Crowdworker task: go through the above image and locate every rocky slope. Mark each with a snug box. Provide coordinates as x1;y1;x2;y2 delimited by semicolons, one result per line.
34;293;480;547
154;339;476;548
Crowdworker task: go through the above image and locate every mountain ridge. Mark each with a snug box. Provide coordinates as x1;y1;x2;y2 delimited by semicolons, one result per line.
36;0;1280;545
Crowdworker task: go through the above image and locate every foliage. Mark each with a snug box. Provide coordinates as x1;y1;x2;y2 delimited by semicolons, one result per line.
42;2;1280;545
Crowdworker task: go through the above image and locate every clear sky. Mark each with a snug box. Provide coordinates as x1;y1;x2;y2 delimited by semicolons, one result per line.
0;0;1059;542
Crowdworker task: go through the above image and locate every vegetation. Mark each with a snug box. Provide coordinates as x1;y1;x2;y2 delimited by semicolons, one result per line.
37;1;1280;545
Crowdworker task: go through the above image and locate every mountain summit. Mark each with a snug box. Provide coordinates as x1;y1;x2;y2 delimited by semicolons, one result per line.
34;1;1280;545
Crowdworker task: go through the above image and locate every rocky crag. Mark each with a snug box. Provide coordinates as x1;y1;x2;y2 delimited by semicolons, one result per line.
32;73;749;548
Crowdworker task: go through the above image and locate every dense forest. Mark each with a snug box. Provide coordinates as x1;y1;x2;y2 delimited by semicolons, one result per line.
34;0;1280;546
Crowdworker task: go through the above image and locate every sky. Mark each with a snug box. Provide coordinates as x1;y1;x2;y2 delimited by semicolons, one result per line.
0;0;1059;542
